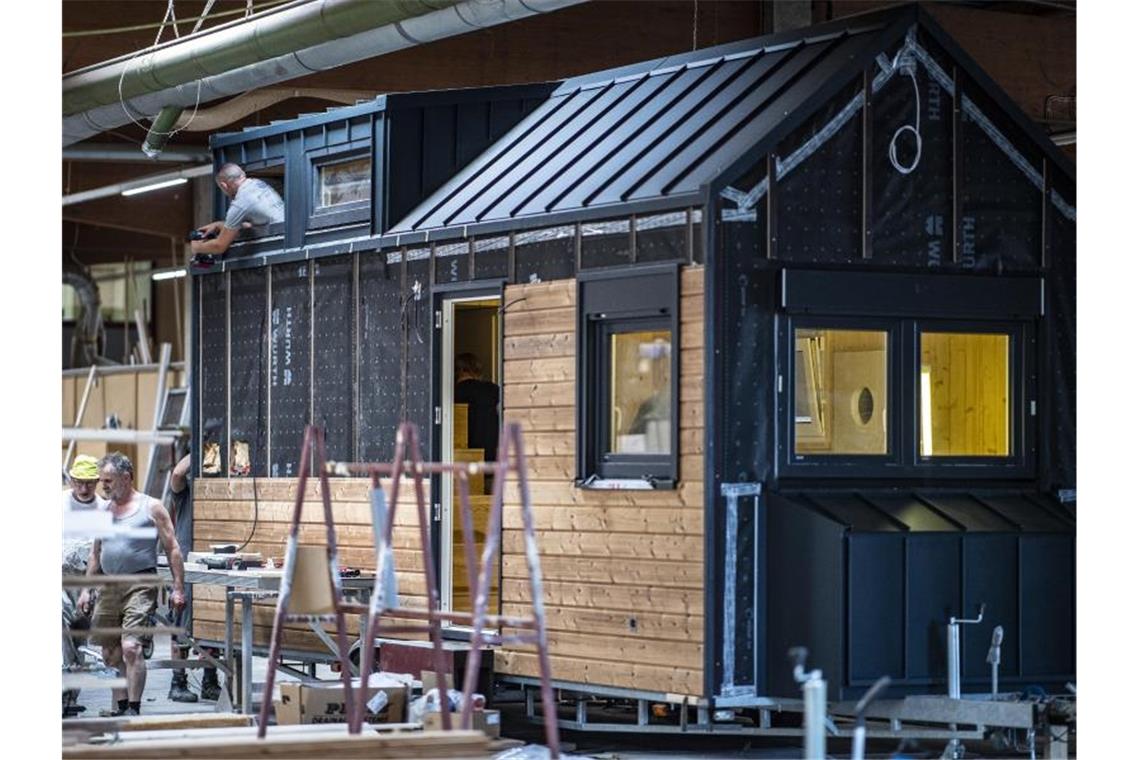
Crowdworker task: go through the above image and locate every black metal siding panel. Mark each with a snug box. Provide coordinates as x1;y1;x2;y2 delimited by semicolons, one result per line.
1019;534;1075;677
229;269;268;477
387;108;425;230
925;495;1016;532
269;263;311;478
865;493;959;532
422;105;459;200
961;534;1019;681
311;256;355;463
905;535;960;681
848;534;905;681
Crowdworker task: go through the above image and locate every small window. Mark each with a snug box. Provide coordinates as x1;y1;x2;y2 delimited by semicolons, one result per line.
607;326;672;455
317;156;371;210
793;328;888;456
578;264;679;486
919;331;1010;457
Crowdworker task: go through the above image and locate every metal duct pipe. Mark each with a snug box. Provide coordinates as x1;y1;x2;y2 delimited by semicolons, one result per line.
141;105;185;158
63;144;212;163
63;0;585;146
63;163;216;206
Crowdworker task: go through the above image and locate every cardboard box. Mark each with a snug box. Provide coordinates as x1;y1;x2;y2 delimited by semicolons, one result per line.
275;675;408;725
420;670;455;693
424;709;500;739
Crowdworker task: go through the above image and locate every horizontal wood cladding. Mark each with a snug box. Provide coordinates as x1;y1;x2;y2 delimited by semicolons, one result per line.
191;477;430;651
497;267;706;698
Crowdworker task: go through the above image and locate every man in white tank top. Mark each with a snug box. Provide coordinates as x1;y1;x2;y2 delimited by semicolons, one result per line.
77;452;186;716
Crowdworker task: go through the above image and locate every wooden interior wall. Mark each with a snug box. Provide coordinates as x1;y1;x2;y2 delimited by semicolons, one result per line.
495;267;705;697
191;478;429;650
921;332;1009;456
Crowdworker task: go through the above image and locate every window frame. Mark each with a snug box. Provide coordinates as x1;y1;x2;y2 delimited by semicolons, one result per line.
780;317;903;475
909;319;1032;475
777;315;1035;480
576;263;680;488
306;141;373;231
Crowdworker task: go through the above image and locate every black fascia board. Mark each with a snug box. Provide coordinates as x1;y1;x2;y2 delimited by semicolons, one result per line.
911;4;1074;184
706;9;916;201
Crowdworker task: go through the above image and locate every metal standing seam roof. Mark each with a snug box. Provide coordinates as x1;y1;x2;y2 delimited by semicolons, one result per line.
390;17;895;236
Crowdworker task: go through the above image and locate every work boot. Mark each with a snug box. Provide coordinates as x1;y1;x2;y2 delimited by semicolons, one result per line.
199;668;221;701
168;671;199;703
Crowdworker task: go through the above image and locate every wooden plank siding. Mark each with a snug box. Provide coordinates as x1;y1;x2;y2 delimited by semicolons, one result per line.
495;267;705;698
191;478;430;650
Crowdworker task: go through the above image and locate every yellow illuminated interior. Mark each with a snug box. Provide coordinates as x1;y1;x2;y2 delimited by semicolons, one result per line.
608;330;672;454
919;332;1010;457
794;328;888;455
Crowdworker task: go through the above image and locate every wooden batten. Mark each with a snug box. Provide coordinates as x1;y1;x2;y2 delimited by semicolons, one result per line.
495;266;706;698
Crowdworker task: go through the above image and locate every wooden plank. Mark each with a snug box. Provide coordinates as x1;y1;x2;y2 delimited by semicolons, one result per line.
495;649;702;697
194;499;421;528
502;603;702;642
680;265;704;292
502;578;702;615
503;306;575;337
502;555;703;589
502;530;702;563
503;381;575;408
63;375;77;429
63;713;253;733
503;331;576;360
511;629;703;671
680;294;703;323
193;478;391;503
62;728;489;759
503;356;575;384
501;505;702;534
505;279;575;310
502;406;576;433
102;372;139;430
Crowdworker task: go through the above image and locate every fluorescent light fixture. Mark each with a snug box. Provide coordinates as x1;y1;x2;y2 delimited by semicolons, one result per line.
151;268;187;281
920;367;933;457
121;177;188;196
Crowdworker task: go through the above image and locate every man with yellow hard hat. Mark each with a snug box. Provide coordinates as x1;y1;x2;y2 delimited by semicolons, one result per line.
62;454;108;715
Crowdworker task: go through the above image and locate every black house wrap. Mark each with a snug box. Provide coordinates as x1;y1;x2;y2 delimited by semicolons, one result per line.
191;5;1074;705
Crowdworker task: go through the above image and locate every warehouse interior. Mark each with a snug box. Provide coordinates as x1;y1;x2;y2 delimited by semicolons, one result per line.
43;1;1123;758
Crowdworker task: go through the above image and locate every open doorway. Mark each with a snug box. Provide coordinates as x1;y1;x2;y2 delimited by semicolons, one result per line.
438;294;502;623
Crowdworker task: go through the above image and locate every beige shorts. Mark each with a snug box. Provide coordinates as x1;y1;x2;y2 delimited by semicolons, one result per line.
91;583;157;649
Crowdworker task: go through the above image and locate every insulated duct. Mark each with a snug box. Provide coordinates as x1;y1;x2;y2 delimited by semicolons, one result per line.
62;0;585;146
63;262;114;367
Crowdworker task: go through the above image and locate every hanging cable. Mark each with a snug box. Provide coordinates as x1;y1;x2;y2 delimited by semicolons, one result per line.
888;48;923;175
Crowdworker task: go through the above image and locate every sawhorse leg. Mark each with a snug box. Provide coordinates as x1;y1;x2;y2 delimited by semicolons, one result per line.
242;594;254;715
224;588;235;710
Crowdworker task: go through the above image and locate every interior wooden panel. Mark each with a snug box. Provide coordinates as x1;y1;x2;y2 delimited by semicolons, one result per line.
495;267;705;698
921;331;1010;456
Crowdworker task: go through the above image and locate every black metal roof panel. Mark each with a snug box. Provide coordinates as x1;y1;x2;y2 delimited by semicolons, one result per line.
391;20;892;235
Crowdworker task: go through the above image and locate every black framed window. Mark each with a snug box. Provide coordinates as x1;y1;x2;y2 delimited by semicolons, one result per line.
779;315;1031;479
307;141;372;230
577;263;679;487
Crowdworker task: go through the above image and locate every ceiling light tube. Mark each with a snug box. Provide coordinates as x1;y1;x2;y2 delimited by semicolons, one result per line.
151;268;187;281
121;177;188;196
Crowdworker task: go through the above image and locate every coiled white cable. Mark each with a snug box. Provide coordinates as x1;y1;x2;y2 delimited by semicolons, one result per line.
888;52;923;175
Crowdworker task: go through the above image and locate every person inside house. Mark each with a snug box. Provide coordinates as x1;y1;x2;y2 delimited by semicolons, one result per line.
455;352;501;465
77;452;186;716
190;162;285;258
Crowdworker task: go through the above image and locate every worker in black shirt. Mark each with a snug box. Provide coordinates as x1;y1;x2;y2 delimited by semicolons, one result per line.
454;353;500;466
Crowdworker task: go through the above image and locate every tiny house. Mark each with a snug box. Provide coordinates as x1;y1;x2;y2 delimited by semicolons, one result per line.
192;5;1075;709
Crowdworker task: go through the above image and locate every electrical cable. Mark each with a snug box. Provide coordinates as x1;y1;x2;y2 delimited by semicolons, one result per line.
888;49;923;175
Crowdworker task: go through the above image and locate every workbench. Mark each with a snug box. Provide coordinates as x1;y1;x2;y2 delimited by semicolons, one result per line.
160;565;375;714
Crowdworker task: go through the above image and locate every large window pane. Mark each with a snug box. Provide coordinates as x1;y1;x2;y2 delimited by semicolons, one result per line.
609;329;672;455
920;332;1010;457
318;156;371;208
794;328;888;455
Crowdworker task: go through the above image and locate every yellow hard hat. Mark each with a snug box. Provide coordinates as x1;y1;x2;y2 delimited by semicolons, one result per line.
69;455;100;481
